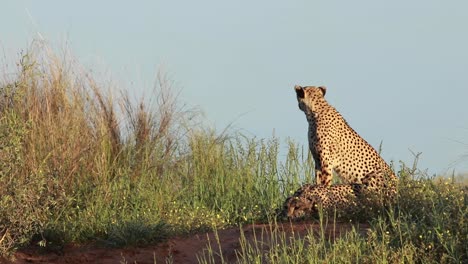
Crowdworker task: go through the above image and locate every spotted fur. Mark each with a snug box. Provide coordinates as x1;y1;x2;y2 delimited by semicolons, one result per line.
294;85;397;194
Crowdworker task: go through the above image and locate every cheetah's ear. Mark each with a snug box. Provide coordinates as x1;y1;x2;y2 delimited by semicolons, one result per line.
294;85;305;99
318;86;327;96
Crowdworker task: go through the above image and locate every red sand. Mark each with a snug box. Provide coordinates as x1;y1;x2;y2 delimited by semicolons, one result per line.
6;222;370;264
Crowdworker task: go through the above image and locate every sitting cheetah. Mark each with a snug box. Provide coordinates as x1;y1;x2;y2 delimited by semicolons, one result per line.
294;85;397;194
281;184;360;219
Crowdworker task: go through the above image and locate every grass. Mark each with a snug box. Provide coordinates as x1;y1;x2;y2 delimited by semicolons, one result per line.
199;170;467;263
1;42;467;263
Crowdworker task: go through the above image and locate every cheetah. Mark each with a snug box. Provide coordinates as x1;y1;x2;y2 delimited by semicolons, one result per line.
294;85;397;194
281;184;360;219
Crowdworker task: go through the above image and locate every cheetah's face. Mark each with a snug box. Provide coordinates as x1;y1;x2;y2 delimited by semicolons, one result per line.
283;194;319;219
284;197;311;219
294;85;327;116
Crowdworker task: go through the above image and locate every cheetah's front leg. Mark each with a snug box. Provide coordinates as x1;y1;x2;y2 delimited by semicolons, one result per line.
312;148;333;187
315;160;333;187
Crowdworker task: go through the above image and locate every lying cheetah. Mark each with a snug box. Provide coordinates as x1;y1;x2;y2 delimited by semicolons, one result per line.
294;85;397;194
281;184;360;219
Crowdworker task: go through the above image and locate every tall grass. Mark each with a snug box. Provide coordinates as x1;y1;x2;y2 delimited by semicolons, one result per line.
0;43;466;263
0;43;310;255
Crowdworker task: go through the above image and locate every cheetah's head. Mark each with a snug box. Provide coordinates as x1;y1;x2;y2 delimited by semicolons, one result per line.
294;85;327;117
281;194;320;220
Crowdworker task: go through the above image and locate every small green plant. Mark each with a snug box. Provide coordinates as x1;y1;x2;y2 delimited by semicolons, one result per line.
103;219;169;247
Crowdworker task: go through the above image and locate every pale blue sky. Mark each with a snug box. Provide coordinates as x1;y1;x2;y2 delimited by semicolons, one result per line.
1;0;467;175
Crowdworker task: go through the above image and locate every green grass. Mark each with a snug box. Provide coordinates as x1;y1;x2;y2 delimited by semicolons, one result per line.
199;172;467;264
1;43;467;263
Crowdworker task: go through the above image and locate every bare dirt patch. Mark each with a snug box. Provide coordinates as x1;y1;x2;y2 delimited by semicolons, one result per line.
6;222;370;264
